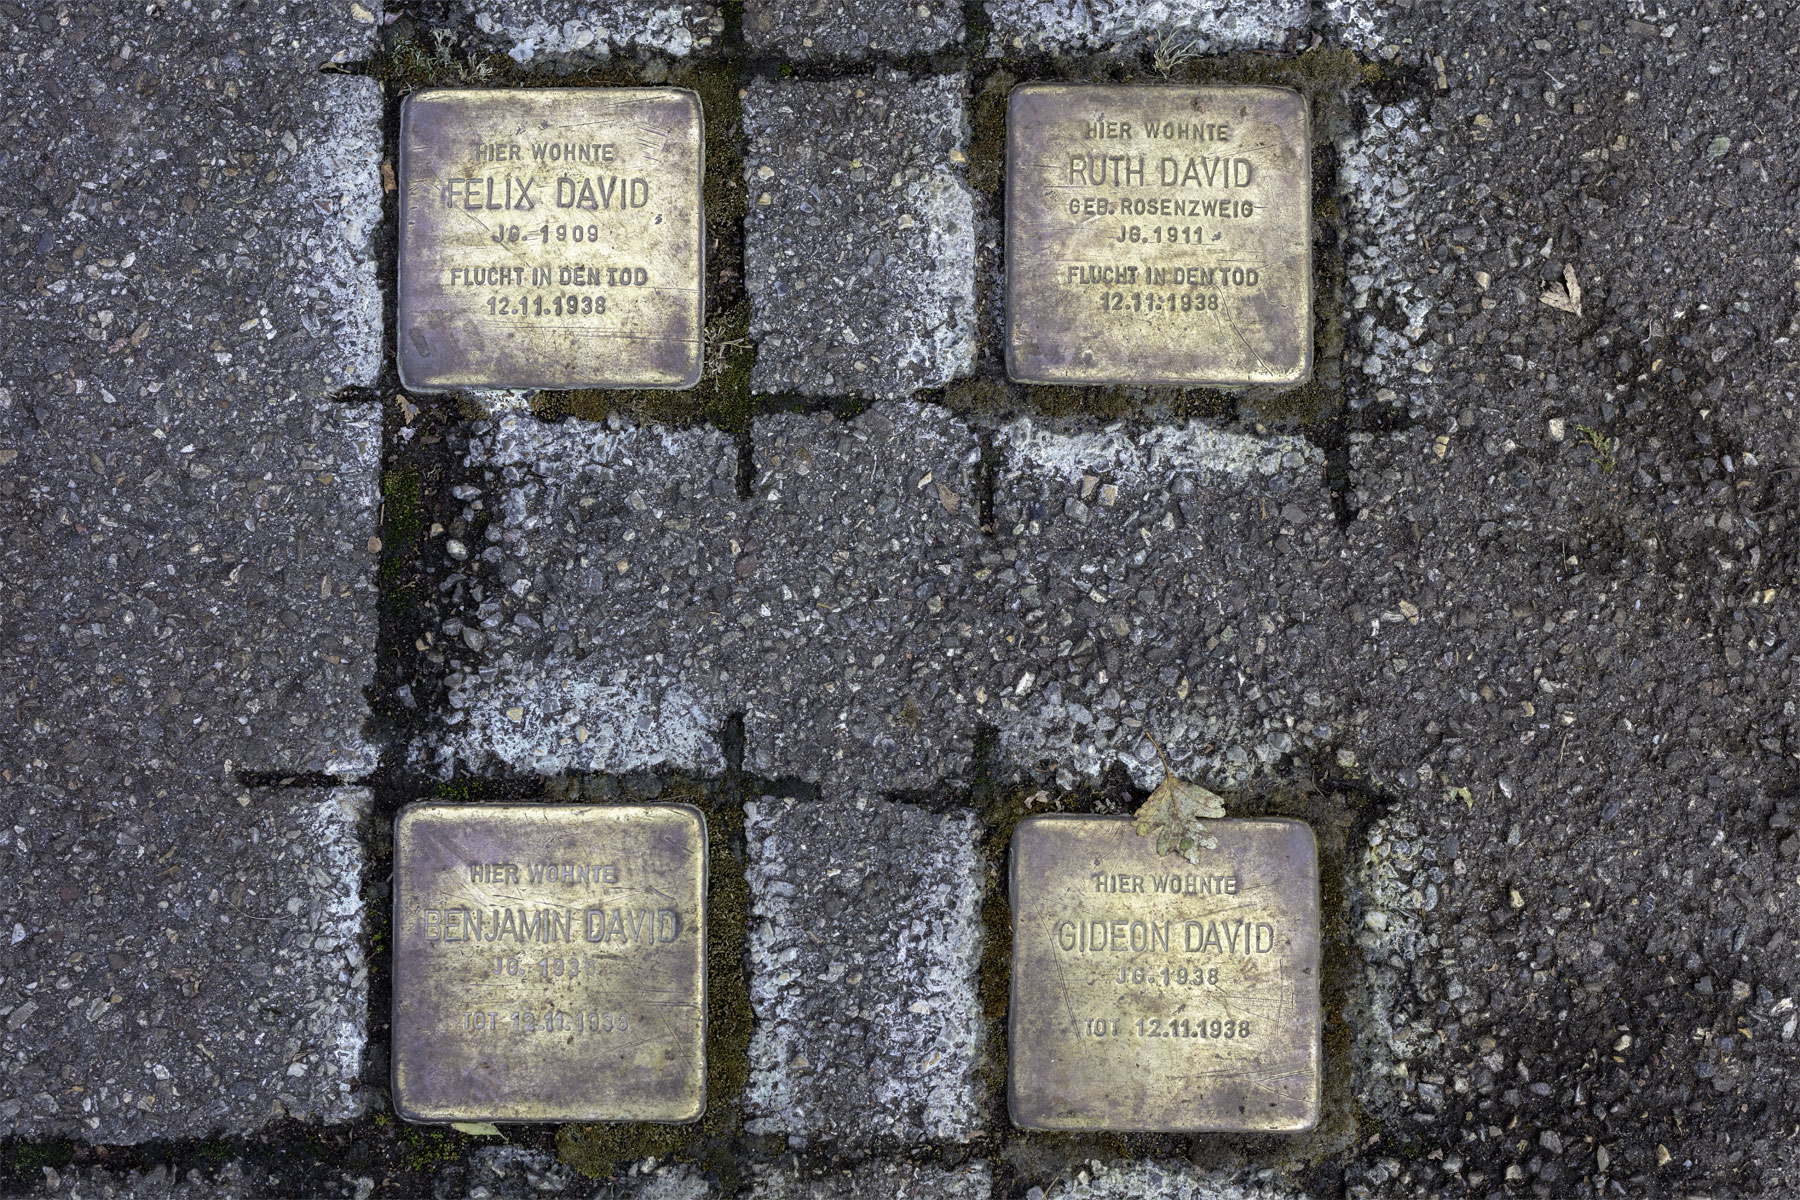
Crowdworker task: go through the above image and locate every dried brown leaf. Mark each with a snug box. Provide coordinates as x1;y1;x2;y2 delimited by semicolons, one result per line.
1539;263;1583;316
1134;767;1225;865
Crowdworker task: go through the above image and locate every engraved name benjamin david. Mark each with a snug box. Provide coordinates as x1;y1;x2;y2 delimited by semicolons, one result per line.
419;859;685;947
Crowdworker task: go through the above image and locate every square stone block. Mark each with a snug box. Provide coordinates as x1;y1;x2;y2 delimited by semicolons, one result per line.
744;796;985;1144
1005;84;1312;387
392;803;707;1124
398;88;705;392
742;74;976;400
1008;815;1320;1131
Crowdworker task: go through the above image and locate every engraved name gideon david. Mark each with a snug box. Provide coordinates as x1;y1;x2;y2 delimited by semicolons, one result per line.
1005;84;1312;387
1008;816;1321;1133
397;89;704;392
391;804;707;1124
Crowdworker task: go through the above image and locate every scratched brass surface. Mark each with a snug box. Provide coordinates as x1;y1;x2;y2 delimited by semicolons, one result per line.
392;803;707;1123
397;88;704;392
1005;84;1312;387
1008;815;1320;1132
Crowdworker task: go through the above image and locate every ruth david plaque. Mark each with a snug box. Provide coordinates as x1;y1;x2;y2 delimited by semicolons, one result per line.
1008;815;1321;1132
391;803;708;1124
1004;84;1313;388
397;88;705;393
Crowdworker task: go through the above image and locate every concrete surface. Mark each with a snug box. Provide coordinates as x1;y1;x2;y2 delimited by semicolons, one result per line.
744;0;963;61
742;74;977;400
744;796;985;1145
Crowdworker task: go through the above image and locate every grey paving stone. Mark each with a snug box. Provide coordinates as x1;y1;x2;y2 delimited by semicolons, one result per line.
750;1158;992;1199
744;796;985;1146
744;0;963;61
0;782;369;1142
738;404;987;795
743;74;977;400
983;0;1304;56
985;419;1346;791
1;20;386;784
431;413;744;778
1334;102;1443;418
0;394;382;782
1037;1163;1313;1200
435;1148;713;1199
459;0;725;62
26;1161;251;1200
1;50;384;400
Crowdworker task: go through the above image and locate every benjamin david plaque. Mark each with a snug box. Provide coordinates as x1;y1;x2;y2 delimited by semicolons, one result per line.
392;803;707;1123
1005;84;1312;387
1009;815;1320;1131
397;89;705;392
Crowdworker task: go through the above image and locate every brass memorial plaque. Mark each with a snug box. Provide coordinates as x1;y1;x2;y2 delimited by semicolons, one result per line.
392;803;707;1124
1009;815;1320;1131
1005;84;1312;387
397;88;705;392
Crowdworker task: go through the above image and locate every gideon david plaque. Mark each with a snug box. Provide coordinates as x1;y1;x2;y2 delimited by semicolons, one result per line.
392;803;707;1124
1005;84;1312;387
397;88;705;392
1009;815;1320;1132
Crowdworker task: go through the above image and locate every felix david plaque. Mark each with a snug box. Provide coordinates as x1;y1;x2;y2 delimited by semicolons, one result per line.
397;88;705;392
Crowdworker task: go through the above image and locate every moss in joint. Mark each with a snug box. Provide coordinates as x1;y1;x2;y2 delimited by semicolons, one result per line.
555;777;752;1195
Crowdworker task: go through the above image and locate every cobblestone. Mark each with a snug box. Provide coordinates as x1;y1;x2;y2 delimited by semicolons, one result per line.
459;0;725;61
743;74;977;400
430;413;744;778
744;796;985;1145
750;1158;992;1199
744;0;963;60
986;419;1345;791
983;0;1304;56
0;783;368;1141
738;404;987;794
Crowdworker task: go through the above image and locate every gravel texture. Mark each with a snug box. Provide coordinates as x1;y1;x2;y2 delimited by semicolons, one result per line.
983;0;1305;57
459;0;724;62
0;41;385;782
1035;1164;1314;1200
25;1161;251;1199
739;404;987;795
986;419;1345;792
434;1149;712;1199
742;74;977;400
750;1158;992;1199
0;783;368;1142
744;796;985;1146
744;0;963;61
429;413;744;778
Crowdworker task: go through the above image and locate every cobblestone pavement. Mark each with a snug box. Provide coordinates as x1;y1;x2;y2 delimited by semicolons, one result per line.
4;0;1799;1197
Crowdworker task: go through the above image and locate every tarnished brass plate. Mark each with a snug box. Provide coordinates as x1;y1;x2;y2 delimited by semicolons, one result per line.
1009;815;1320;1131
397;88;704;392
392;803;707;1124
1005;84;1312;387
